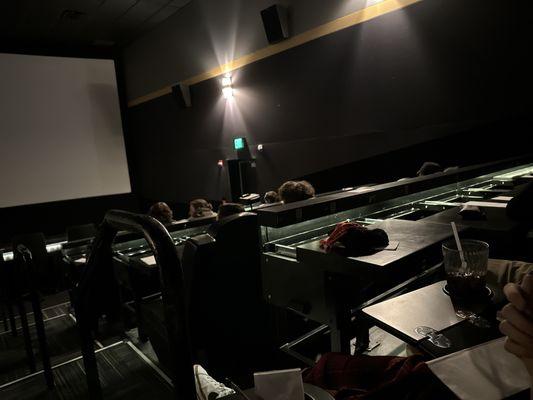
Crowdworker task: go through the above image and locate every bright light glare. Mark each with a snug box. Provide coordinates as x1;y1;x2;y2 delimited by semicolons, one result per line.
222;86;234;99
221;75;232;87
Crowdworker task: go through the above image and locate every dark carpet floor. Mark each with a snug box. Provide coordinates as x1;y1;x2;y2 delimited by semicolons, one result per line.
1;291;71;335
0;313;80;385
0;342;174;400
1;292;174;399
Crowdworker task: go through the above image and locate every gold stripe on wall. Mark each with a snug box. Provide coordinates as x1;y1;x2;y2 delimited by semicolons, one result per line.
127;0;422;108
127;86;173;108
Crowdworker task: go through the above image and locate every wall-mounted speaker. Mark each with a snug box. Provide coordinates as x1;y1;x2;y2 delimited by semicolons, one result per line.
260;4;289;44
171;83;191;107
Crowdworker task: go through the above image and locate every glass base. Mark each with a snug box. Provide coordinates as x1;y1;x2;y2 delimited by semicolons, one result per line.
442;284;493;299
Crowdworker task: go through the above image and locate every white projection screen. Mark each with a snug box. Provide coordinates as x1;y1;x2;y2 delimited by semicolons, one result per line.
0;53;131;208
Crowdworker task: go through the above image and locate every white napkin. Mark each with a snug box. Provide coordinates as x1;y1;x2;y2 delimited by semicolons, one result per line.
427;337;531;400
464;201;508;209
492;196;513;202
140;255;156;266
254;368;304;400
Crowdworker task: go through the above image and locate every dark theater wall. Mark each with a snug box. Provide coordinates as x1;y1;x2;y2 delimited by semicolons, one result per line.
124;0;532;203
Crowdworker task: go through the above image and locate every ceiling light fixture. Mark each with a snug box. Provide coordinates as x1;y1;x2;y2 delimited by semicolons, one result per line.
222;86;233;99
221;75;232;87
221;74;233;99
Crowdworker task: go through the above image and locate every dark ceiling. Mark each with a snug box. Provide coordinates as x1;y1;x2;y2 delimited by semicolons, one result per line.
0;0;191;50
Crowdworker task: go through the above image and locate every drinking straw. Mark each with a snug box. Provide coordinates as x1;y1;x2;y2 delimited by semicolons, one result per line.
451;222;467;271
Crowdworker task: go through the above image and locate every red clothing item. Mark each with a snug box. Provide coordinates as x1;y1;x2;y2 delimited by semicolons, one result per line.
303;353;457;400
320;222;363;253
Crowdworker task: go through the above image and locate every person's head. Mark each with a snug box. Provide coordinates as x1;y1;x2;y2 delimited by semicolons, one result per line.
278;180;315;204
217;203;245;220
417;161;443;176
264;190;281;204
189;199;214;218
148;202;173;224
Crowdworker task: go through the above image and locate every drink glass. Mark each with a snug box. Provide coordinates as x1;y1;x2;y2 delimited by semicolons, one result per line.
442;239;491;325
442;239;489;297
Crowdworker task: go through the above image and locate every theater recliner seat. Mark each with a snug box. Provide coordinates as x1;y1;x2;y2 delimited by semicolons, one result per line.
66;223;97;242
12;233;57;293
140;213;270;380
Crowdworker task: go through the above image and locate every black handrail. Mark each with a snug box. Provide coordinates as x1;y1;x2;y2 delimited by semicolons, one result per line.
73;210;195;399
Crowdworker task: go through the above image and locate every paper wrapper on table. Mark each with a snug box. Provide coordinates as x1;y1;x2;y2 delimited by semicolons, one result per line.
254;368;304;400
427;337;530;400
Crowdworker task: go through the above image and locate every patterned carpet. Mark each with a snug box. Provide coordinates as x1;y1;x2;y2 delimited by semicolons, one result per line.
0;301;71;334
1;289;175;400
0;342;174;400
0;311;79;385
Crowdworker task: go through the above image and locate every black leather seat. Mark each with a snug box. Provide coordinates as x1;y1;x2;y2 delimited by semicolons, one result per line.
0;248;29;336
66;223;97;242
12;233;55;292
0;254;14;333
141;212;270;380
0;244;55;383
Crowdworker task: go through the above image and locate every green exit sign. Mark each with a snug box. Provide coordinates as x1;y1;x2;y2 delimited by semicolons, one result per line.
233;137;245;150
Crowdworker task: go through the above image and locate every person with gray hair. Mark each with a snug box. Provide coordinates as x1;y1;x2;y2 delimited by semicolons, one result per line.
188;198;217;220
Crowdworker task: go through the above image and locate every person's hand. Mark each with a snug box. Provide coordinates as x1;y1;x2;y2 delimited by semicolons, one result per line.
499;274;533;384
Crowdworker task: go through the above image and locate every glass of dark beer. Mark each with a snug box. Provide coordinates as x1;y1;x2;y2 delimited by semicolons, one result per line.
442;239;490;322
443;239;489;297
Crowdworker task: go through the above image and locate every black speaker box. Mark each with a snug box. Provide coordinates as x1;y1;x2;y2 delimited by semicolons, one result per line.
260;4;289;44
171;83;191;107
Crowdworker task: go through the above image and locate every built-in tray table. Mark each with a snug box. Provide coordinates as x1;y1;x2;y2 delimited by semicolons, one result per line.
362;280;502;358
296;219;462;274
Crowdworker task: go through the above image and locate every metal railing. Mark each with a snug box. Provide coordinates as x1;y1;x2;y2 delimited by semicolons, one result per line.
73;210;195;400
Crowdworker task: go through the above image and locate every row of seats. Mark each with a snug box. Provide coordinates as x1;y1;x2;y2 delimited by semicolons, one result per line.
0;224;98;348
44;211;280;393
4;182;531;398
70;210;272;397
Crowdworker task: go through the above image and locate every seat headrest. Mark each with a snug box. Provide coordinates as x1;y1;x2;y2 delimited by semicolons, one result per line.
185;233;216;247
182;233;216;269
507;181;533;221
207;212;257;239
